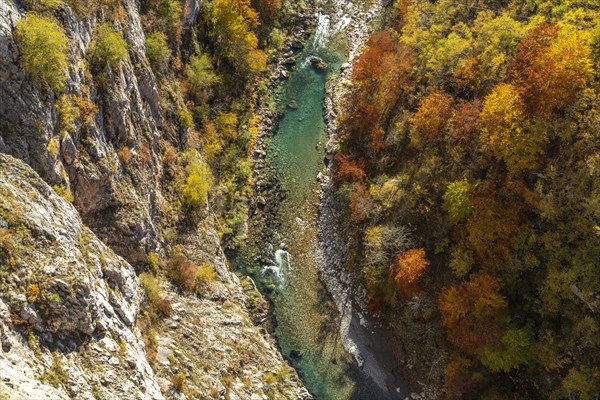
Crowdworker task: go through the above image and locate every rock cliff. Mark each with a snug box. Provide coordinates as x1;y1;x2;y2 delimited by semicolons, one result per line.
0;154;311;399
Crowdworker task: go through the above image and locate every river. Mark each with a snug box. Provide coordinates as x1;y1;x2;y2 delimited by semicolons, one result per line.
236;0;408;398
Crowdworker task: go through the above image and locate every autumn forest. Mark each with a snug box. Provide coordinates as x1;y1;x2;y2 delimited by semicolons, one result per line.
333;0;599;398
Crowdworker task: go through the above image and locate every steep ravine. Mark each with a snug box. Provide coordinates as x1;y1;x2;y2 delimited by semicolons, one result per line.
240;0;416;399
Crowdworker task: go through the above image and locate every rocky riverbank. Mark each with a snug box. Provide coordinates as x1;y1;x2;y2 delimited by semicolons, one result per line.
316;0;423;399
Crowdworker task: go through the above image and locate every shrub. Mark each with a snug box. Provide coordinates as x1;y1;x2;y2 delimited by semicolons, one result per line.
52;184;74;202
26;284;40;303
145;31;170;70
167;254;198;292
15;14;69;92
263;372;277;384
161;140;178;166
67;0;121;17
39;357;68;388
146;251;160;272
167;256;216;293
0;228;17;269
72;92;98;125
55;94;80;137
89;23;128;71
47;137;60;157
117;146;132;166
26;0;63;11
178;108;194;130
139;272;172;319
196;263;217;287
140;143;152;165
181;161;213;211
171;373;186;391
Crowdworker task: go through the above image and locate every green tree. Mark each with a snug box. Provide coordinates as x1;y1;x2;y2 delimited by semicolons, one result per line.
158;0;182;33
443;179;474;224
186;54;220;101
472;12;525;87
145;32;170;71
410;91;453;144
16;14;69;92
89;23;129;71
480;327;534;372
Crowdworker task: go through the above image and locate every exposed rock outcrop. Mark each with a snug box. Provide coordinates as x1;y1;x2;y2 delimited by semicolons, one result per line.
0;154;311;399
0;0;163;268
0;154;163;400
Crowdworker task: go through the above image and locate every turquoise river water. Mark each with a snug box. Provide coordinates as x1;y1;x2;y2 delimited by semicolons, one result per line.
235;2;401;399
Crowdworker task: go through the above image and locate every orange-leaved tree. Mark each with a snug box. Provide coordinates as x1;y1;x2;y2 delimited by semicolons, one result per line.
392;247;430;296
448;99;481;144
333;154;366;185
410;90;453;145
343;31;414;159
439;273;507;356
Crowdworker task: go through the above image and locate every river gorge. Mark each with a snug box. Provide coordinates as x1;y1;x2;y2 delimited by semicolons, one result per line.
236;0;410;398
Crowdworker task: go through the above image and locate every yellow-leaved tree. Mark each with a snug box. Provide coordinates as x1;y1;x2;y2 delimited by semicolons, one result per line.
480;83;546;175
510;23;593;116
209;0;266;75
15;14;69;93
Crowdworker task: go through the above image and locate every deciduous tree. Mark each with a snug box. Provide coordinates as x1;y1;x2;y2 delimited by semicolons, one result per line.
480;83;546;175
334;154;366;185
392;248;429;296
510;23;593;116
410;91;453;144
348;184;373;222
443;179;474;225
16;14;69;92
209;0;265;75
439;273;506;355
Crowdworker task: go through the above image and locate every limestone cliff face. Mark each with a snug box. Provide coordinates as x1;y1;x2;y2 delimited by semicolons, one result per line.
0;0;165;267
0;154;310;399
0;154;163;400
0;154;311;399
0;0;311;398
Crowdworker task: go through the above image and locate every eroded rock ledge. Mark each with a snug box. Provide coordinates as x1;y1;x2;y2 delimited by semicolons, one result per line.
0;154;311;399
